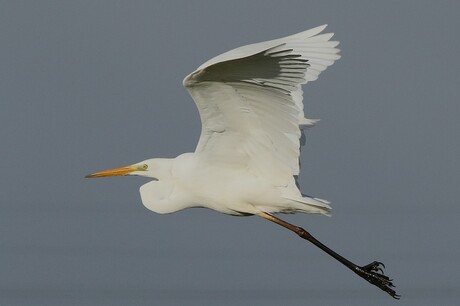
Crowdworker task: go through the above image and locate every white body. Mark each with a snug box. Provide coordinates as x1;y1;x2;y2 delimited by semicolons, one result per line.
138;25;340;216
139;153;328;215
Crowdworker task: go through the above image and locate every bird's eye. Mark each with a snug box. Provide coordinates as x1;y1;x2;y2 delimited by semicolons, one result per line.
142;164;148;170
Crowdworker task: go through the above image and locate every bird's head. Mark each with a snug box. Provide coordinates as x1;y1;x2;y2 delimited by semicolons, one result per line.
86;158;177;214
85;159;158;179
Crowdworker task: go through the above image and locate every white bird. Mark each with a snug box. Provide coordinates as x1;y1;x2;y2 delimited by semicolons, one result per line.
86;25;399;298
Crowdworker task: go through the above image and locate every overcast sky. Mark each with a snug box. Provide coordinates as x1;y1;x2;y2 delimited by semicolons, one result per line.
1;1;459;305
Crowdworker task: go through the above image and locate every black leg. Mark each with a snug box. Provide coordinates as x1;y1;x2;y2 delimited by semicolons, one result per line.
258;212;400;299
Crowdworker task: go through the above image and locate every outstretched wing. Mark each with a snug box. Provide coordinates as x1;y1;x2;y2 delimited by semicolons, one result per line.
183;25;340;186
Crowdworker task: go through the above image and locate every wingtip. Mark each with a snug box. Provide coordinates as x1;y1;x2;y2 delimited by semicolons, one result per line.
314;24;328;34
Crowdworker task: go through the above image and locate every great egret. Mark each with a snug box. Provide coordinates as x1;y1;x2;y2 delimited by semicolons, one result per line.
86;25;399;298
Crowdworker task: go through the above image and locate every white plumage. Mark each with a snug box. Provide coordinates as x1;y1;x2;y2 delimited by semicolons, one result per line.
86;27;401;299
87;25;340;216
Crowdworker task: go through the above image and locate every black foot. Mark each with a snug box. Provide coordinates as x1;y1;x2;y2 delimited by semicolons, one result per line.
354;261;400;299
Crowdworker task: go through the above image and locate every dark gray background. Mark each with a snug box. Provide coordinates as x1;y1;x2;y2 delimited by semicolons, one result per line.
1;1;459;305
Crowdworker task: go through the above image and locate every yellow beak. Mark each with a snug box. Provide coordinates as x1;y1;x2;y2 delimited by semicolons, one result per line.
85;165;138;178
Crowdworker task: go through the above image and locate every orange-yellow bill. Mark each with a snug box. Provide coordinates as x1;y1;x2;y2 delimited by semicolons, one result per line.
85;165;138;178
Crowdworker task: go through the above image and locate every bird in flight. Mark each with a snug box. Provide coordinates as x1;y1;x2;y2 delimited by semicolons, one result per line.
86;25;399;299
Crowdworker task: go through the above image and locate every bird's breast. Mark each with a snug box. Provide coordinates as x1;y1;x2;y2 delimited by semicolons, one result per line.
176;166;280;215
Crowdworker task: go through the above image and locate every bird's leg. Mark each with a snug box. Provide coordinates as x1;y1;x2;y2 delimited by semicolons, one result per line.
257;212;400;299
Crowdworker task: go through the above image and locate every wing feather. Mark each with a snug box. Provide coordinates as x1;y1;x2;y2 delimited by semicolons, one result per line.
183;25;340;186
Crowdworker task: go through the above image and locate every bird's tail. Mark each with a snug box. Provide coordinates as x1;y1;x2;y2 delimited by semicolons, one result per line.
281;195;331;215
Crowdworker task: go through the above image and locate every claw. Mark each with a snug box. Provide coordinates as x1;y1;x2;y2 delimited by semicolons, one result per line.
354;261;400;299
374;263;384;274
364;261;385;274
